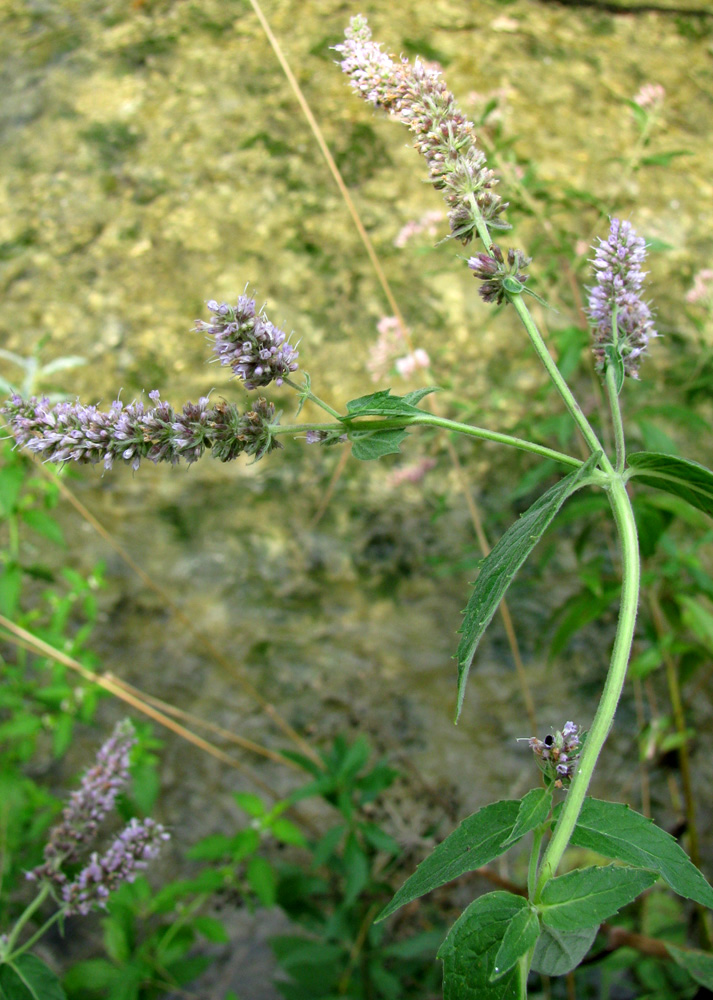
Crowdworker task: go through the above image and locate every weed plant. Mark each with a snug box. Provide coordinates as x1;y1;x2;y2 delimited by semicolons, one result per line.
1;7;713;1000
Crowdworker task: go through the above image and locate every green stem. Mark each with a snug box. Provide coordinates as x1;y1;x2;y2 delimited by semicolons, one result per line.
283;377;341;419
510;296;609;466
5;910;64;962
534;474;640;898
528;826;545;900
605;366;626;474
272;415;588;472
2;883;52;959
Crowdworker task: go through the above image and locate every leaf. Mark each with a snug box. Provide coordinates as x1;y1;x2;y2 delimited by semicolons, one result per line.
627;452;713;518
193;915;229;944
456;453;600;720
666;944;713;989
567;798;713;909
502;787;552;847
0;463;26;516
20;509;65;546
0;955;66;1000
678;595;713;654
349;427;408;461
490;906;540;981
437;891;528;999
538;865;657;931
247;855;276;906
344;387;438;418
604;343;625;394
376;799;521;922
530;925;598;976
640;150;692;167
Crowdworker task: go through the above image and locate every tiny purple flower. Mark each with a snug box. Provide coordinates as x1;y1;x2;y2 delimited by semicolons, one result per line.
587;218;657;379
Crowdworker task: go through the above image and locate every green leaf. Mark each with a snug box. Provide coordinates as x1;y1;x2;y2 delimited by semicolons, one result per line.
502;787;552;847
456;453;600;720
640;150;692;167
193;915;229;944
0;463;26;516
491;906;540;980
530;925;598;976
567;798;713;909
234;792;265;817
247;855;276;906
376;799;521;922
437;891;528;999
343;833;370;906
349;427;408;461
666;944;713;989
678;595;713;654
627;452;713;518
344;387;438;418
20;509;65;546
63;958;120;993
539;865;657;931
0;955;66;1000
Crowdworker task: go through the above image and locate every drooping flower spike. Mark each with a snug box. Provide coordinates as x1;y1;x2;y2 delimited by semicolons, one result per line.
336;15;508;244
1;392;281;470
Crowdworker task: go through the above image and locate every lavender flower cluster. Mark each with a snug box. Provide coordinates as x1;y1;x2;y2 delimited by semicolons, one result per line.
29;721;169;917
196;296;299;389
529;720;582;788
1;391;281;470
587;218;657;379
336;16;508;243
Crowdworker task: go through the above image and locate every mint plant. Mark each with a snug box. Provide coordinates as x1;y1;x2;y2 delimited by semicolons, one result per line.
3;13;713;998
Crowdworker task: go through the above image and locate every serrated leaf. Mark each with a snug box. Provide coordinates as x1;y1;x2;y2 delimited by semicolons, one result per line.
539;864;657;931
502;787;552;847
604;343;625;394
0;955;66;1000
376;799;521;922
530;925;598;975
349;428;408;461
456;453;600;720
437;891;528;999
666;944;713;988
490;906;540;980
567;798;713;909
344;387;438;418
627;452;713;518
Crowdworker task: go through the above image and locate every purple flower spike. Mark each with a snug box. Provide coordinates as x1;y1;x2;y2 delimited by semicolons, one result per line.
587;218;658;379
61;818;170;916
31;721;136;884
336;16;508;243
196;295;299;389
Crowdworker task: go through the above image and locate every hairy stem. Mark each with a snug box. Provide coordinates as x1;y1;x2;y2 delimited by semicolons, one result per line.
534;473;640;897
510;295;609;464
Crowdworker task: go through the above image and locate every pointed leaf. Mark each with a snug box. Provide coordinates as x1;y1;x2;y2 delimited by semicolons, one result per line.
456;453;600;720
530;925;598;976
437;891;528;999
491;906;540;980
567;798;713;909
376;799;521;922
502;787;552;847
666;944;713;989
627;452;713;518
0;955;66;1000
539;865;657;931
344;387;438;418
349;427;408;461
